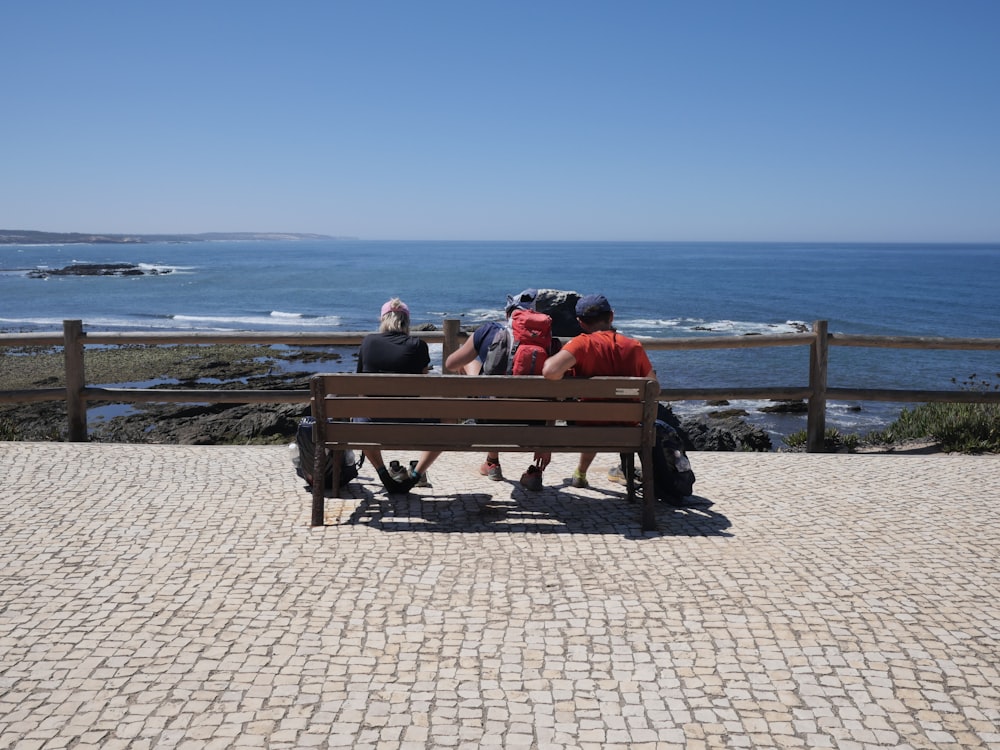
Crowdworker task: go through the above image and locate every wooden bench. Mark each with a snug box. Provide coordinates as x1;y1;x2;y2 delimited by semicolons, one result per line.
309;373;661;530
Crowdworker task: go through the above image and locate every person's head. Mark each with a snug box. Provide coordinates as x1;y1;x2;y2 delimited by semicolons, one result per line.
379;297;410;334
504;288;538;318
575;293;614;331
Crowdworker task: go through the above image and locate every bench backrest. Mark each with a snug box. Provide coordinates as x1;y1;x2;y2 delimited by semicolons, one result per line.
310;373;659;453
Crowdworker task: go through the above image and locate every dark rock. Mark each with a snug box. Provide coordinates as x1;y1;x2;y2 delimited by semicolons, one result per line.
96;401;309;445
654;403;770;452
232;407;301;440
759;399;808;414
709;408;749;418
677;412;772;452
27;263;171;279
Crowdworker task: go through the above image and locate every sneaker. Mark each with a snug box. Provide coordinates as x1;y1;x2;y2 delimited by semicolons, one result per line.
519;465;543;491
607;465;627;486
388;460;408;482
607;464;642;486
377;466;414;494
408;461;431;487
571;470;589;489
479;459;503;481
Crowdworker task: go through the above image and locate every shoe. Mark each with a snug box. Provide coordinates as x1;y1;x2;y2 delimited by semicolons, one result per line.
571;470;589;489
377;466;415;494
413;473;431;488
388;460;408;482
607;464;642;486
479;459;503;481
607;465;627;486
519;465;543;491
409;465;432;488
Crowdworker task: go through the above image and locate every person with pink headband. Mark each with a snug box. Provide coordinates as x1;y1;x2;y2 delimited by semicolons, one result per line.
355;297;440;493
380;298;408;318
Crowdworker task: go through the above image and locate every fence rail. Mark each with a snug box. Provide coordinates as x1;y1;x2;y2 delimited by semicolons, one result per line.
2;320;998;451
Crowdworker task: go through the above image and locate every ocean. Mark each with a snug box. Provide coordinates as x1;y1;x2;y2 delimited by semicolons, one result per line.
2;240;998;444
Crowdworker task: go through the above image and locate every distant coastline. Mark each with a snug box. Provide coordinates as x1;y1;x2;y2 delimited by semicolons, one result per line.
0;230;350;245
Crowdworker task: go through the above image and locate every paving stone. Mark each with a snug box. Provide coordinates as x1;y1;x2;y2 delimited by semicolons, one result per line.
1;443;998;748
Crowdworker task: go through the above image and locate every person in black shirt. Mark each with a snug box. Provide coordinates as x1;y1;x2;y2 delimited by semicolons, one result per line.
356;298;440;492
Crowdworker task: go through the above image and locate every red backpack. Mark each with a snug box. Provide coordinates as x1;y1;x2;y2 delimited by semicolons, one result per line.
482;308;555;375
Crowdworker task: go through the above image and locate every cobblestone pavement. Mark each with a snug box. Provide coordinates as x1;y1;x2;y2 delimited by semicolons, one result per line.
1;442;998;749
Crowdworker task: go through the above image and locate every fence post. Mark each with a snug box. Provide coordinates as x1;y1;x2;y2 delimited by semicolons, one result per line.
443;318;461;372
63;319;88;442
807;319;828;452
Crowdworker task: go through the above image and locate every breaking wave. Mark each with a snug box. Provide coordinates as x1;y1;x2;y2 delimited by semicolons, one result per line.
168;312;342;330
623;317;810;337
0;311;343;332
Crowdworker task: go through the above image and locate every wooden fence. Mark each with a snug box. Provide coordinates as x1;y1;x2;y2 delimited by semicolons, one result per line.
1;319;998;452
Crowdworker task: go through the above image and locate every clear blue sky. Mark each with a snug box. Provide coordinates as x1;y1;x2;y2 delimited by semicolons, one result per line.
3;1;998;242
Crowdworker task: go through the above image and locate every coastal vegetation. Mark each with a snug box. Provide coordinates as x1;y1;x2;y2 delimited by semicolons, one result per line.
784;374;1000;454
864;375;1000;454
0;417;17;441
783;428;860;453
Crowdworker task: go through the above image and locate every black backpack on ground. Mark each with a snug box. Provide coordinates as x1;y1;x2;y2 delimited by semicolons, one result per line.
293;417;363;489
650;417;696;504
634;404;695;504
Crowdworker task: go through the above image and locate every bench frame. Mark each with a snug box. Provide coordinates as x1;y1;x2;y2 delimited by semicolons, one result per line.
309;373;661;530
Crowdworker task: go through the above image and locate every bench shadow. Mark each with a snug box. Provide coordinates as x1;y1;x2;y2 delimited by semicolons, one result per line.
328;478;732;538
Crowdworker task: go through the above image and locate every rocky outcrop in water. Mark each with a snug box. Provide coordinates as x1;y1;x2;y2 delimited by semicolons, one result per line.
27;263;172;278
658;403;773;452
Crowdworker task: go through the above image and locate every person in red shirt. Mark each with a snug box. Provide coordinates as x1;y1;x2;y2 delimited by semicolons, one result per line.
542;294;657;488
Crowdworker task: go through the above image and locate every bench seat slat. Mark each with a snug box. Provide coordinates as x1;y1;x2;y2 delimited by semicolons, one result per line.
315;373;648;399
323;397;643;423
324;423;643;451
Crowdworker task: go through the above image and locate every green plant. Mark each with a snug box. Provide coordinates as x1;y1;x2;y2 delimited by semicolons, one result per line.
784;427;859;452
783;430;807;449
869;373;1000;454
0;417;17;440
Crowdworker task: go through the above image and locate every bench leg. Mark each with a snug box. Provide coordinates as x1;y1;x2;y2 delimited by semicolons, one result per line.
331;450;344;497
311;441;326;526
638;447;656;531
622;452;655;530
621;452;637;503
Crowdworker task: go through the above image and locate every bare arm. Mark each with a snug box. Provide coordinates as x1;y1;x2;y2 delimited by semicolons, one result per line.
542;349;577;380
444;335;478;374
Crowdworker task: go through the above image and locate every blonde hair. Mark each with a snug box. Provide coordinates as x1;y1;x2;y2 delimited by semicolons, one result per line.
379;297;410;334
